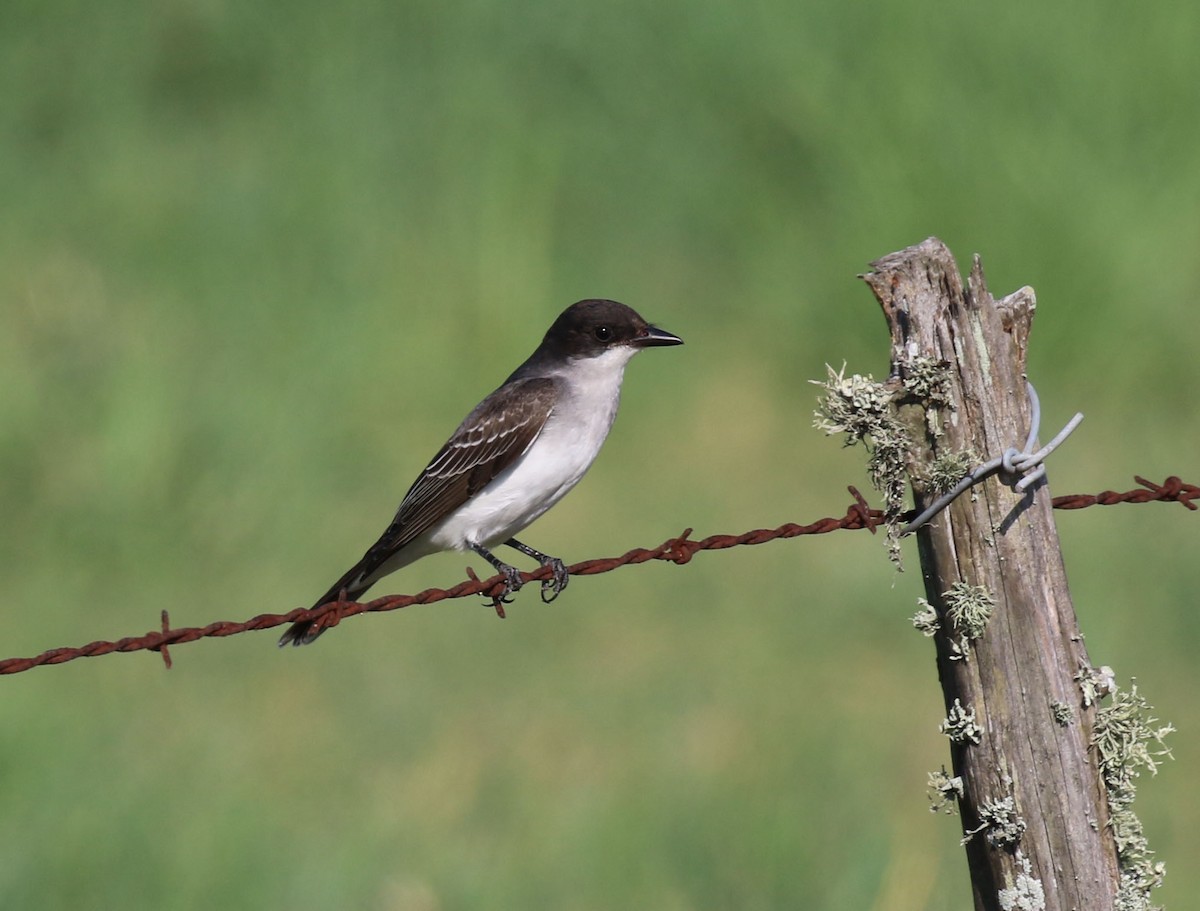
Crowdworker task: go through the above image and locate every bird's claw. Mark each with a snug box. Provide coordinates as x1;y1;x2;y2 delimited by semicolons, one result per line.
539;557;569;603
481;565;521;617
499;563;525;598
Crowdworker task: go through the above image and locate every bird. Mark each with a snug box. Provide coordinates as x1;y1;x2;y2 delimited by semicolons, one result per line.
279;298;683;646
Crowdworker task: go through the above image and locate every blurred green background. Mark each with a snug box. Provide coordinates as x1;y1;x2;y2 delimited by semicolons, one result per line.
2;1;1197;908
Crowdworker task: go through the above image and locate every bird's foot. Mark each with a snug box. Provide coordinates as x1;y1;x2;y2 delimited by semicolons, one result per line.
482;562;523;616
497;562;524;600
471;542;526;612
538;556;569;603
503;538;570;603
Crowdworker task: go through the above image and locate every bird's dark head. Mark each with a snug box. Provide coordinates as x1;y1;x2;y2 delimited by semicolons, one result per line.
540;299;683;361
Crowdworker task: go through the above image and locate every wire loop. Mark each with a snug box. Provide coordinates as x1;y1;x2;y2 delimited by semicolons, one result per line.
903;381;1085;535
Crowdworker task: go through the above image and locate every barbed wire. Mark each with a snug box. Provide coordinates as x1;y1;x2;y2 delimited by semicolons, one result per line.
1;476;1195;676
1048;475;1197;511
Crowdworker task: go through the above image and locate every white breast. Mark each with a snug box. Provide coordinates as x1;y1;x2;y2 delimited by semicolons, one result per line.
426;345;637;551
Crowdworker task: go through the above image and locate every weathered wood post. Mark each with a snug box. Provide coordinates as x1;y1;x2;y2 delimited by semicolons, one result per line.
861;239;1120;910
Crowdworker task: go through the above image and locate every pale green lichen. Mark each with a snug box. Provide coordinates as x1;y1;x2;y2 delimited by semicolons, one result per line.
911;599;940;637
812;364;909;564
962;795;1026;849
940;699;983;744
945;638;970;663
1116;870;1164;911
1050;700;1076;726
998;854;1046;911
1092;681;1173;908
944;581;995;641
925;449;978;495
1076;663;1117;708
927;766;964;815
899;355;954;438
813;358;957;566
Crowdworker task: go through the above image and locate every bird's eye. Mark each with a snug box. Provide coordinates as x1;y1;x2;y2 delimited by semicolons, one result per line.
593;326;612;341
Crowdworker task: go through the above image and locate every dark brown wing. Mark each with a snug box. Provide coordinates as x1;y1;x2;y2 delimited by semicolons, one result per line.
389;377;557;542
334;377;557;584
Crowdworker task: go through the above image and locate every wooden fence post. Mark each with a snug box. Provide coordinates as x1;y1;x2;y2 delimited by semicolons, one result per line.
861;239;1120;910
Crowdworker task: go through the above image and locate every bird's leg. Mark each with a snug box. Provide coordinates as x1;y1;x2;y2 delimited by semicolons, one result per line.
505;538;569;603
470;542;524;604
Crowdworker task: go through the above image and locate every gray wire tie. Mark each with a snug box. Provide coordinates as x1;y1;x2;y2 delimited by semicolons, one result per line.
902;381;1084;536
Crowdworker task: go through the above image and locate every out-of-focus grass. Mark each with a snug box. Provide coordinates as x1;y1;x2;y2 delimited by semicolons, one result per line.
1;1;1197;908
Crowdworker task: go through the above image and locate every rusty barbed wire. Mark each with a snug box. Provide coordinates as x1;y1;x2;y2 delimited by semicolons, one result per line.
1049;475;1197;511
1;476;1195;677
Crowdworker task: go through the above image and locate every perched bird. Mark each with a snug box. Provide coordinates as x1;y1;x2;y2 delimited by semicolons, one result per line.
280;299;683;646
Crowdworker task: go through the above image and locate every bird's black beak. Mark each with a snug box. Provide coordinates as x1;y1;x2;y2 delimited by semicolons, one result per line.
633;325;684;347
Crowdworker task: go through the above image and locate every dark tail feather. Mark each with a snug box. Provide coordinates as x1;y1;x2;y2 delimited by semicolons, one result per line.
278;566;371;648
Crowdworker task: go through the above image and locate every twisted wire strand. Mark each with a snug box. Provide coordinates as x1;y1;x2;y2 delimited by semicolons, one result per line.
1;477;1194;676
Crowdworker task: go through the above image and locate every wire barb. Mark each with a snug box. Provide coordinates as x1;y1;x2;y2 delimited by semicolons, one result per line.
903;381;1084;535
156;610;173;670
